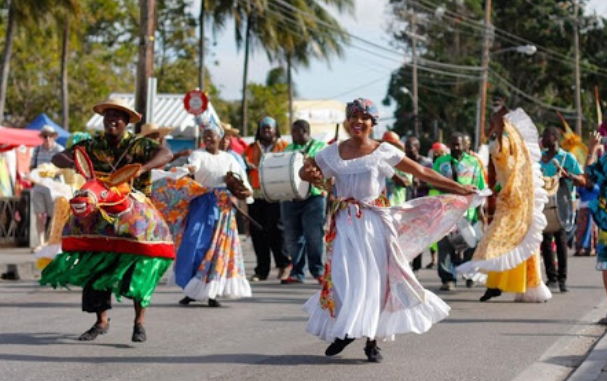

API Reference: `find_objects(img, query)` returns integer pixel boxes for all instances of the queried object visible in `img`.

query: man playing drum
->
[244,117,291,281]
[540,126,585,293]
[280,120,327,285]
[433,132,487,291]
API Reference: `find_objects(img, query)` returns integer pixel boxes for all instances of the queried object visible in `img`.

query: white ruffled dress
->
[304,143,483,342]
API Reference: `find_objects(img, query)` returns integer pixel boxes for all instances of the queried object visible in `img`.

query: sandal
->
[78,320,110,341]
[132,323,147,343]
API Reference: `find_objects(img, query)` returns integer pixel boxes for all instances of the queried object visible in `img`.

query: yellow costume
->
[458,109,551,302]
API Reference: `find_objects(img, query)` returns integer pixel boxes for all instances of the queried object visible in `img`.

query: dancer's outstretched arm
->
[395,157,476,196]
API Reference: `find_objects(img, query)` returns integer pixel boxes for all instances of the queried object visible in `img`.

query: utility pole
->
[411,16,420,137]
[476,0,492,148]
[573,0,583,136]
[402,7,422,137]
[241,14,252,137]
[135,0,155,133]
[198,0,205,91]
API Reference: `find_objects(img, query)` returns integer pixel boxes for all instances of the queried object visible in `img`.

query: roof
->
[0,126,44,152]
[25,113,70,146]
[86,93,221,137]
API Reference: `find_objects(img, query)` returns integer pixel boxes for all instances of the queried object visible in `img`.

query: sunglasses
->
[40,135,54,139]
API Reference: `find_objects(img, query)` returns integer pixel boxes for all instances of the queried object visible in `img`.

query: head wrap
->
[203,121,224,138]
[346,98,379,125]
[66,132,91,149]
[194,114,224,138]
[259,116,277,129]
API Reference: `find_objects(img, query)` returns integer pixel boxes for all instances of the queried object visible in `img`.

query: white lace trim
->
[458,108,548,274]
[319,143,400,176]
[184,277,252,300]
[303,290,450,342]
[514,282,552,303]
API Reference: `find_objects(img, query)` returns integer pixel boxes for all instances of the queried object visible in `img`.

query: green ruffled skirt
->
[40,251,172,308]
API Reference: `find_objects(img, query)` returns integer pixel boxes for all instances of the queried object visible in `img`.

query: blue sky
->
[197,0,607,132]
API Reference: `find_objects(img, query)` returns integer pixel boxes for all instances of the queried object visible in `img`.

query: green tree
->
[385,0,607,141]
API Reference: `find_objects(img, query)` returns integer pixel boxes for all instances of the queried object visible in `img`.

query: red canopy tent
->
[0,126,43,152]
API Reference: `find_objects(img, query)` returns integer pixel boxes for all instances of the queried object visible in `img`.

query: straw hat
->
[139,123,173,138]
[93,98,141,123]
[220,122,240,136]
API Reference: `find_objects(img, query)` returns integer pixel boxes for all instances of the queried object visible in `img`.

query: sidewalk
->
[568,323,607,381]
[0,246,40,280]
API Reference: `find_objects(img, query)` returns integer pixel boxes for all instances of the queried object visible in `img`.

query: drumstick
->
[552,158,567,178]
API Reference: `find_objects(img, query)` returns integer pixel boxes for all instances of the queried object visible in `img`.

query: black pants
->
[437,237,475,284]
[412,253,422,271]
[249,198,290,278]
[541,229,568,283]
[81,262,136,313]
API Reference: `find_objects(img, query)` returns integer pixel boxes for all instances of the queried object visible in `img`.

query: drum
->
[448,217,478,252]
[542,176,575,233]
[259,151,310,202]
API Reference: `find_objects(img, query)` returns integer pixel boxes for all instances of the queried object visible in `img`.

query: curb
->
[567,327,607,381]
[513,300,607,381]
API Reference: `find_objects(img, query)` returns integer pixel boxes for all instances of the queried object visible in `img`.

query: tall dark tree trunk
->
[287,54,293,128]
[61,17,70,131]
[198,0,205,91]
[241,15,252,136]
[135,0,156,133]
[0,0,16,124]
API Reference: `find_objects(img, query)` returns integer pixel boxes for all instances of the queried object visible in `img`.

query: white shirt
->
[187,149,254,204]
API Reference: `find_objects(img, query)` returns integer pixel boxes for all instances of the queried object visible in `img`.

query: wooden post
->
[135,0,156,134]
[477,0,492,147]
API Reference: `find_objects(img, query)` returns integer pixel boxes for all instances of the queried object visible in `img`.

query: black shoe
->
[208,298,222,307]
[559,282,569,293]
[466,279,475,288]
[325,337,355,356]
[425,263,435,270]
[364,341,383,363]
[479,288,502,302]
[132,323,147,343]
[78,321,109,341]
[546,281,559,292]
[179,296,195,305]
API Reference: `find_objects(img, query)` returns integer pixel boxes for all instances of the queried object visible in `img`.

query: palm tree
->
[0,0,78,126]
[0,0,55,124]
[210,0,352,133]
[52,0,81,131]
[261,0,353,126]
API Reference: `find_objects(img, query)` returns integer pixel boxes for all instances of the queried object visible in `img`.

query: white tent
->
[85,93,221,138]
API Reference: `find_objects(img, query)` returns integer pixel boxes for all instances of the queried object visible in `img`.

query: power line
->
[489,69,576,113]
[411,0,607,78]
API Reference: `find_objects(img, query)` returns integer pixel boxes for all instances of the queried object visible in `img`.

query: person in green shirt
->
[433,132,486,291]
[280,120,327,284]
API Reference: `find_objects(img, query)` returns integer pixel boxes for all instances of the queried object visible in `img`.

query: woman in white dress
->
[176,122,253,307]
[300,98,482,362]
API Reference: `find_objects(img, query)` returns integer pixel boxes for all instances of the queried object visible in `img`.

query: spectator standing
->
[30,125,64,252]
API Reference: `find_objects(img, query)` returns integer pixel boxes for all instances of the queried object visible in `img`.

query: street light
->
[491,44,537,56]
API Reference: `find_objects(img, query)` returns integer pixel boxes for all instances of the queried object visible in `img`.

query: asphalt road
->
[0,243,606,381]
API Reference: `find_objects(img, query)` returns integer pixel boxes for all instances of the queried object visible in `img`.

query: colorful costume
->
[304,143,485,342]
[586,154,607,270]
[154,150,252,300]
[576,184,599,256]
[40,146,174,308]
[458,109,551,302]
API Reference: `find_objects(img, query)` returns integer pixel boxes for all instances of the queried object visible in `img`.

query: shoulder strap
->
[33,146,40,168]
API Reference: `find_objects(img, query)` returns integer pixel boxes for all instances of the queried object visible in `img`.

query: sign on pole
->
[183,89,208,116]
